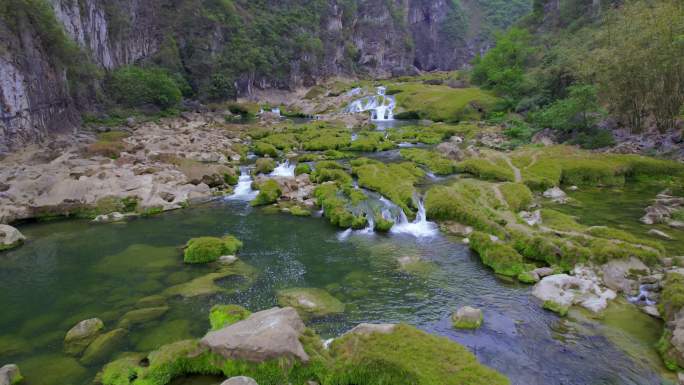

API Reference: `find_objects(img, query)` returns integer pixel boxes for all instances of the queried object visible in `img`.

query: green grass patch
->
[400,148,456,175]
[391,83,499,122]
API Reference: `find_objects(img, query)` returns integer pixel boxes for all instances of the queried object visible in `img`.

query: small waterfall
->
[628,284,656,306]
[390,199,438,238]
[270,161,296,177]
[271,107,281,117]
[227,168,258,201]
[344,86,395,121]
[337,228,353,241]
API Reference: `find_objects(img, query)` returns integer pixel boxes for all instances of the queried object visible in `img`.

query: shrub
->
[106,66,181,109]
[183,235,243,264]
[251,179,281,206]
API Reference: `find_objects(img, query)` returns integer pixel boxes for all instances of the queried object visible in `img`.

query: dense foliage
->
[106,67,182,110]
[472,0,684,140]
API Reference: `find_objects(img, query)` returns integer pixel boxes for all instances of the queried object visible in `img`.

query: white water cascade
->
[628,284,657,306]
[345,86,395,121]
[227,168,258,201]
[270,161,296,177]
[390,198,438,238]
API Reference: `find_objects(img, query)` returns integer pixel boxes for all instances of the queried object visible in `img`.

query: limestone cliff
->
[0,0,531,152]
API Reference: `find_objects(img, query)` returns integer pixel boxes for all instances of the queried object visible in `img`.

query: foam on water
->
[390,199,438,238]
[270,161,296,177]
[227,168,258,201]
[344,86,395,121]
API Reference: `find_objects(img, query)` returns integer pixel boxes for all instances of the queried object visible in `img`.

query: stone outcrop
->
[200,307,309,363]
[533,272,617,315]
[0,364,21,385]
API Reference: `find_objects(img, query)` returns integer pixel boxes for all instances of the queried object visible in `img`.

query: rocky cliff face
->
[0,0,529,152]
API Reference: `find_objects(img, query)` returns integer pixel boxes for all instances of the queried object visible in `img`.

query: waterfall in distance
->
[345,86,395,121]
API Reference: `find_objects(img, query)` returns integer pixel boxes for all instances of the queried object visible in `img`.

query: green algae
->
[133,320,193,352]
[163,261,257,299]
[81,329,129,365]
[208,305,251,330]
[93,244,179,274]
[277,288,345,318]
[118,307,170,329]
[20,354,88,385]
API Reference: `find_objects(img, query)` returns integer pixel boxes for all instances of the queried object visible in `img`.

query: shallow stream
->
[0,194,671,385]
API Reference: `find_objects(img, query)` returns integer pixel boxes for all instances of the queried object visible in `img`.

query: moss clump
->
[255,158,276,174]
[517,271,538,284]
[294,163,311,175]
[510,231,589,272]
[391,83,499,122]
[499,182,533,211]
[81,329,128,365]
[183,235,243,264]
[468,232,524,277]
[400,148,456,175]
[314,183,358,229]
[543,300,569,316]
[388,124,470,145]
[251,180,282,206]
[660,273,684,321]
[456,158,515,182]
[374,217,394,232]
[328,323,509,385]
[253,142,278,157]
[540,209,586,232]
[209,305,251,330]
[353,162,423,217]
[424,181,506,238]
[311,168,353,187]
[346,132,394,152]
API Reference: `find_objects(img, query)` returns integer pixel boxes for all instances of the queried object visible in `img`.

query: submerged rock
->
[200,307,309,363]
[0,364,22,385]
[63,318,104,356]
[533,274,616,315]
[0,225,25,251]
[80,328,128,365]
[452,306,483,329]
[276,288,345,318]
[118,306,169,329]
[221,377,258,385]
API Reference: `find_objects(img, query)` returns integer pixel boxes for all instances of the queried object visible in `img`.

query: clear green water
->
[0,198,670,385]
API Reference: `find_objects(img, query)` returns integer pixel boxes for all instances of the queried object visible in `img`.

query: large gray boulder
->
[601,257,649,295]
[533,274,616,314]
[0,225,25,251]
[200,307,309,363]
[64,318,104,356]
[221,377,258,385]
[0,364,21,385]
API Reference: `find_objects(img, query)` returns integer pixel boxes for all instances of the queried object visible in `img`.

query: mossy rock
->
[0,335,31,357]
[451,307,484,329]
[81,328,128,365]
[118,306,169,329]
[294,163,311,175]
[253,142,278,157]
[163,261,256,299]
[183,235,243,264]
[251,179,282,206]
[209,305,251,330]
[542,300,569,317]
[277,288,345,318]
[20,354,88,385]
[468,232,525,277]
[254,158,276,174]
[328,323,509,385]
[135,295,167,309]
[517,271,539,284]
[63,318,105,356]
[374,217,394,232]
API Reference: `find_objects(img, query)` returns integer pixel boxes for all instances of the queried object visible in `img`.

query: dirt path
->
[503,155,522,183]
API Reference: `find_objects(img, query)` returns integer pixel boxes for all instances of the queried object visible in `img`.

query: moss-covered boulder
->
[374,217,394,232]
[276,288,345,318]
[294,163,311,175]
[251,179,282,206]
[81,328,128,365]
[64,318,104,356]
[183,235,243,264]
[163,261,256,299]
[209,305,251,331]
[468,232,525,277]
[328,323,509,385]
[0,364,22,385]
[451,306,483,329]
[254,158,276,174]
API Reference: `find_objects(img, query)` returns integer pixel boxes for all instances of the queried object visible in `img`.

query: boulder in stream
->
[200,307,309,362]
[80,328,128,365]
[533,274,616,315]
[0,364,22,385]
[542,187,568,203]
[0,225,25,251]
[63,318,104,356]
[451,306,483,329]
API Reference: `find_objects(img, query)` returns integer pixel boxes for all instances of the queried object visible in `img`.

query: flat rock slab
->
[200,307,309,363]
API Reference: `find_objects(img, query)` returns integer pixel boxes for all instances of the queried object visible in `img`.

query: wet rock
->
[92,212,130,223]
[118,306,169,328]
[80,328,128,365]
[669,220,684,229]
[64,318,104,356]
[519,210,542,226]
[135,295,166,309]
[531,128,557,146]
[542,187,568,203]
[218,255,238,265]
[533,267,555,279]
[200,307,309,363]
[640,190,684,225]
[0,225,25,251]
[641,305,661,318]
[344,323,396,336]
[276,288,344,318]
[221,377,258,385]
[648,229,673,240]
[0,364,22,385]
[451,306,483,329]
[602,257,649,294]
[436,141,463,161]
[533,274,616,314]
